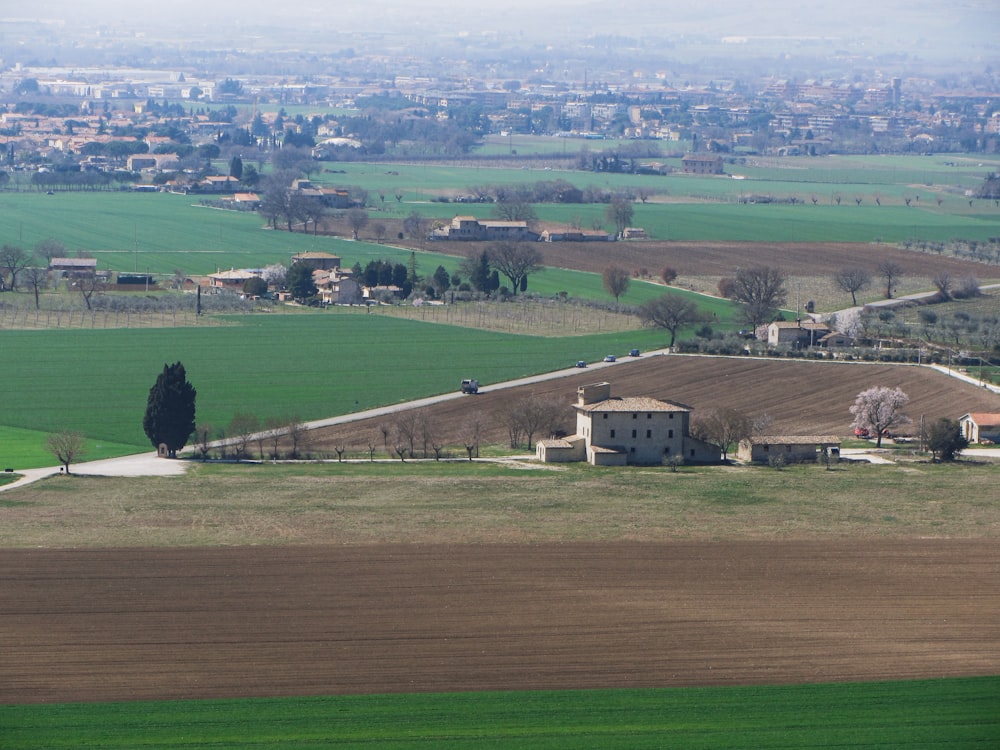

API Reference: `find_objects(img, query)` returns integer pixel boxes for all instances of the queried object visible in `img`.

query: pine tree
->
[143,362,197,458]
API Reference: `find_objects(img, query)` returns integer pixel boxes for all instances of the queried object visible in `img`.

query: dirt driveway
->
[3,541,997,704]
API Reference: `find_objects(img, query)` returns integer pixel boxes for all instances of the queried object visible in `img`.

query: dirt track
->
[3,541,998,704]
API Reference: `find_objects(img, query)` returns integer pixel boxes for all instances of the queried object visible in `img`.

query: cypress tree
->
[143,361,197,458]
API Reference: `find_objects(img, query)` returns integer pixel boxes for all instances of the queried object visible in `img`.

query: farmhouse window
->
[669,413,674,419]
[633,414,637,419]
[630,447,635,453]
[647,414,652,419]
[610,429,616,438]
[690,449,695,457]
[646,430,652,438]
[632,429,637,438]
[664,446,671,454]
[668,429,673,438]
[603,413,608,419]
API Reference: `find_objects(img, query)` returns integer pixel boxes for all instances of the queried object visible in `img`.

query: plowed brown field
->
[3,542,998,705]
[307,355,1000,452]
[410,238,997,279]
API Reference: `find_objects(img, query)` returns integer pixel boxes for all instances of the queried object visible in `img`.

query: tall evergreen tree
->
[143,362,197,458]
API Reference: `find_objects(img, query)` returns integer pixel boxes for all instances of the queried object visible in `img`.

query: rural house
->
[430,216,539,242]
[766,320,850,348]
[959,412,1000,444]
[681,154,724,174]
[536,382,720,466]
[737,436,841,464]
[208,268,262,290]
[291,251,342,271]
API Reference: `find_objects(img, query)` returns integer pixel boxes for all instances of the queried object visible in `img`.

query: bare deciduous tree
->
[46,430,86,474]
[602,265,631,303]
[876,260,904,299]
[833,267,872,306]
[227,412,259,461]
[285,415,309,459]
[638,293,700,348]
[728,266,787,330]
[691,408,753,461]
[487,241,544,295]
[195,423,215,461]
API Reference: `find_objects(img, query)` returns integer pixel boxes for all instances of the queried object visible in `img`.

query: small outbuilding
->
[737,436,841,464]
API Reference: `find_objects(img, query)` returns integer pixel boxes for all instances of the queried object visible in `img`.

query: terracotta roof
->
[743,435,841,445]
[578,396,692,413]
[962,413,1000,426]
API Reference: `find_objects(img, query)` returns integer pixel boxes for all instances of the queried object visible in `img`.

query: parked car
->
[629,349,640,357]
[604,355,616,362]
[576,360,587,368]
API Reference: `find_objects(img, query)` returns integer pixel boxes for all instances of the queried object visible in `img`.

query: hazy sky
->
[16,0,1000,60]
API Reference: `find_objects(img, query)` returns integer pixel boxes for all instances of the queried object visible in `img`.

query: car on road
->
[576,360,587,368]
[629,349,640,357]
[604,355,616,362]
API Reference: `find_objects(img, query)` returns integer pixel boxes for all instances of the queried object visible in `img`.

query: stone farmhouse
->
[766,320,852,349]
[681,154,724,174]
[430,216,539,242]
[536,382,720,466]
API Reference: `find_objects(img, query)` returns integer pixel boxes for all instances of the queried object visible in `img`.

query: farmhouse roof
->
[961,413,1000,427]
[743,435,841,445]
[770,320,829,330]
[577,396,692,413]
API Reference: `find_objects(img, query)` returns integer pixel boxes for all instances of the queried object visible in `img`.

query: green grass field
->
[0,313,686,466]
[3,677,996,749]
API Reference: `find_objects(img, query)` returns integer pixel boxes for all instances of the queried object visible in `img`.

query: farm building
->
[767,320,851,348]
[959,413,1000,444]
[681,154,724,174]
[536,382,720,466]
[208,268,262,290]
[737,436,841,464]
[49,257,97,277]
[291,251,342,271]
[431,216,539,242]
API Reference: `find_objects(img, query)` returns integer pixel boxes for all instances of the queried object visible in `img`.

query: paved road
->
[0,351,666,493]
[5,348,997,491]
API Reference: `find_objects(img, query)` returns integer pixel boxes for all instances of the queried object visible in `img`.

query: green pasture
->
[3,677,996,749]
[0,314,686,466]
[0,425,141,471]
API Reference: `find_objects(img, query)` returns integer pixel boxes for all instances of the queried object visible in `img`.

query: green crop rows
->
[3,677,997,749]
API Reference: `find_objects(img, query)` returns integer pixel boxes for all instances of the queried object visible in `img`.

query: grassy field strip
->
[0,315,670,465]
[2,677,996,748]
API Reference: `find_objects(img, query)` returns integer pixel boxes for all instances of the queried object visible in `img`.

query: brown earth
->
[3,541,998,705]
[421,239,998,280]
[306,355,1000,454]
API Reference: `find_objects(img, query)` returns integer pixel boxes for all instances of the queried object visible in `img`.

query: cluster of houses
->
[208,251,364,305]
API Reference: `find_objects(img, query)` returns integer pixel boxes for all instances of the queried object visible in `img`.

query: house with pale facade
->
[766,320,851,349]
[536,382,720,466]
[431,216,538,242]
[959,413,1000,444]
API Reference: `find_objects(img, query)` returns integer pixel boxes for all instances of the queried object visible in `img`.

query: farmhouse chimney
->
[578,382,611,406]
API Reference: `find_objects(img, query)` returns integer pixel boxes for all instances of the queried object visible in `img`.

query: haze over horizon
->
[12,0,1000,62]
